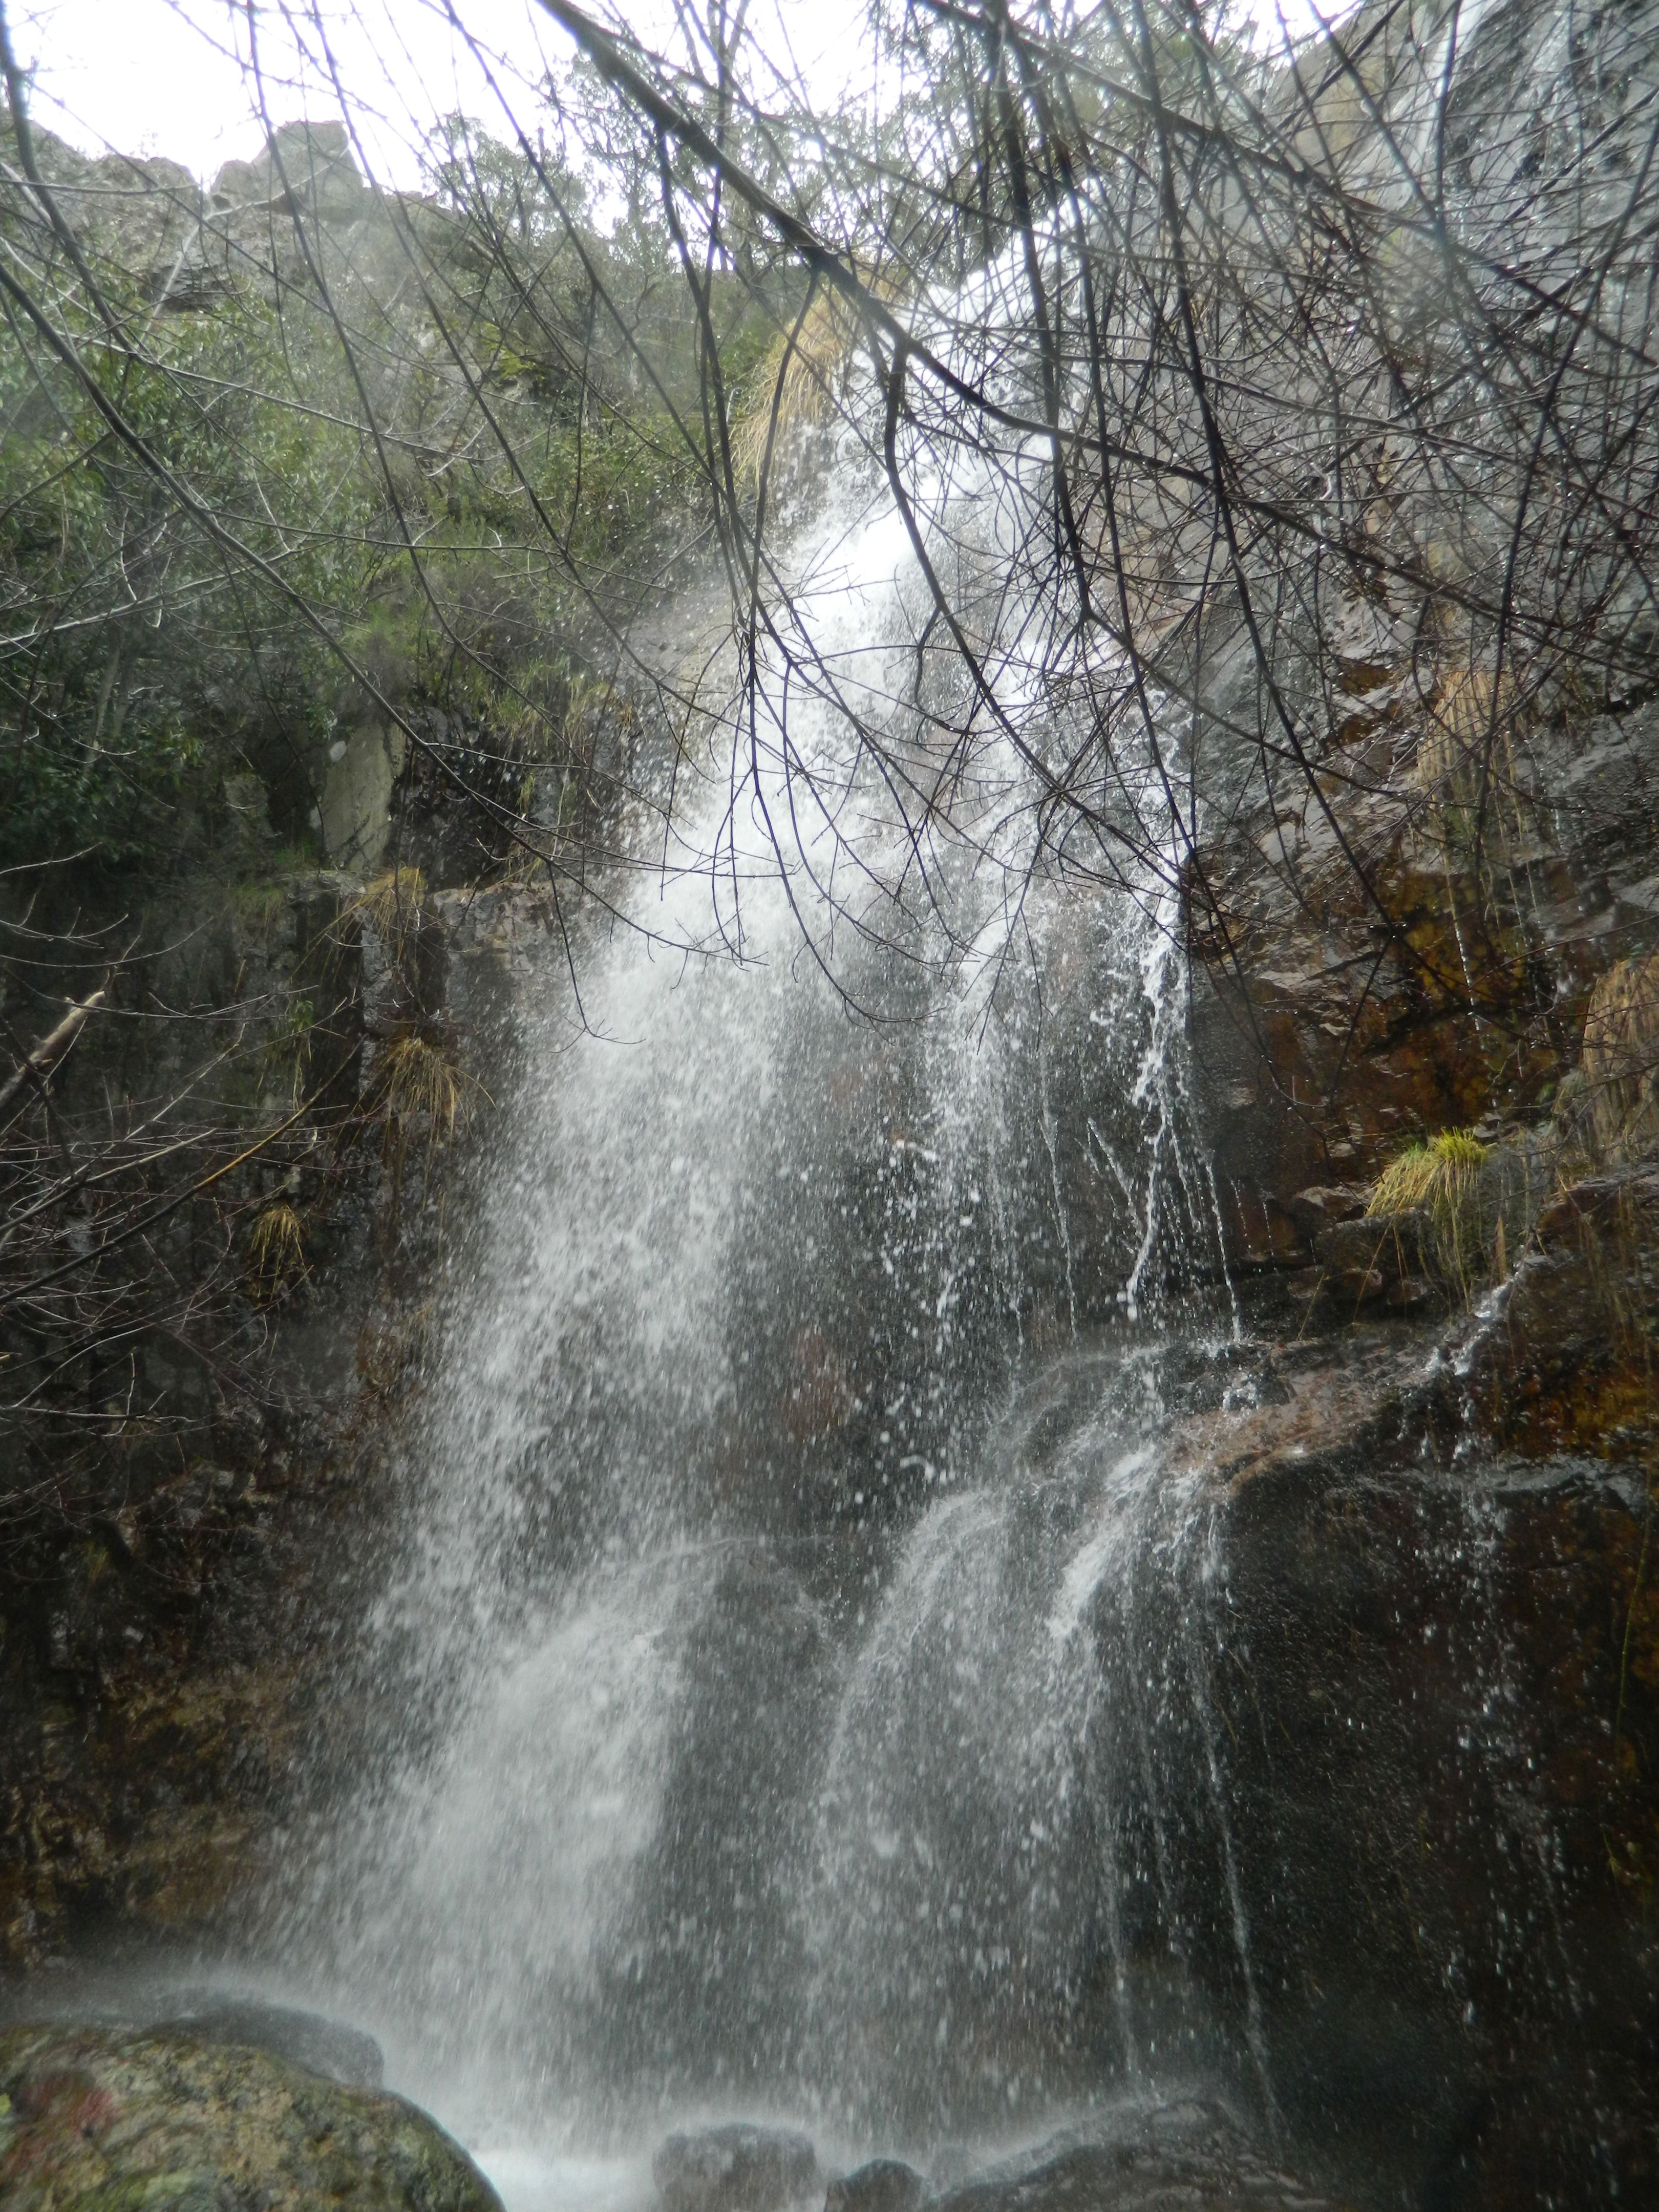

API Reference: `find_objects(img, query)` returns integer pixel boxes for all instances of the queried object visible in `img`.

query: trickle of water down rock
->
[270,268,1657,2211]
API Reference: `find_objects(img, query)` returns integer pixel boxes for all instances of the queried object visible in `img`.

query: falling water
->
[283,329,1267,2185]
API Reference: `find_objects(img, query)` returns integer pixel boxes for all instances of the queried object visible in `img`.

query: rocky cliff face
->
[1190,690,1659,1278]
[0,98,612,1964]
[0,842,550,1966]
[1151,424,1659,2188]
[16,114,444,325]
[1125,685,1659,2188]
[1199,1442,1655,2202]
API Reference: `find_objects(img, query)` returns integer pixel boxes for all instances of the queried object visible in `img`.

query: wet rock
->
[1105,1275,1659,2206]
[929,2147,975,2190]
[1188,1449,1658,2202]
[1465,1162,1659,1456]
[1187,695,1659,1274]
[826,2159,928,2212]
[1165,1326,1424,1486]
[654,2124,819,2212]
[621,1563,833,2089]
[1581,950,1659,1161]
[931,2109,1341,2212]
[0,2023,501,2209]
[1310,1211,1432,1311]
[1288,1183,1368,1244]
[143,1991,383,2086]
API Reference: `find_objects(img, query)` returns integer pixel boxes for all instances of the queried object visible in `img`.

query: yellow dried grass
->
[246,1200,307,1302]
[350,865,427,949]
[731,289,857,487]
[1580,950,1659,1162]
[1415,667,1529,830]
[378,1030,467,1143]
[1367,1126,1489,1213]
[1367,1127,1494,1304]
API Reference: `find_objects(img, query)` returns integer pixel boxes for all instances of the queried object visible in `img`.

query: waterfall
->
[292,343,1250,2171]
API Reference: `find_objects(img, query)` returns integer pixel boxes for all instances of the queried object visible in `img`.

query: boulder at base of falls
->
[143,1990,385,2085]
[654,2123,820,2212]
[826,2159,929,2212]
[931,2107,1345,2212]
[0,2023,502,2211]
[1141,1281,1659,2202]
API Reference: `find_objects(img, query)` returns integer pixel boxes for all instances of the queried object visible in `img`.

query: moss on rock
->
[0,2024,502,2211]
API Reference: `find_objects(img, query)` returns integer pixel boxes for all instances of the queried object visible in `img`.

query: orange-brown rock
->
[1189,699,1659,1272]
[1465,1165,1659,1459]
[1581,951,1659,1163]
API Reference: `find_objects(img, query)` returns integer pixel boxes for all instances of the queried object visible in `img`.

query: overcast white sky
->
[12,1,598,186]
[11,0,1331,190]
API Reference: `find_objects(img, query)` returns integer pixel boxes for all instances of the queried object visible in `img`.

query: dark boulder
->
[0,2023,501,2210]
[1310,1209,1433,1312]
[1287,1184,1368,1245]
[1137,1317,1659,2208]
[654,2123,820,2212]
[931,2108,1342,2212]
[826,2159,928,2212]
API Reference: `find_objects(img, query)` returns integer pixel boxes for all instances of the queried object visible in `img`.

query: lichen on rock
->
[0,2023,502,2211]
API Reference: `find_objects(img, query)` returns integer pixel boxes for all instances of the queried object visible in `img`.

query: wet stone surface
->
[0,2023,500,2211]
[655,2123,821,2212]
[932,2109,1345,2212]
[826,2159,930,2212]
[660,2113,1345,2212]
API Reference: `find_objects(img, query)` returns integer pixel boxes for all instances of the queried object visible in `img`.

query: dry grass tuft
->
[375,1029,478,1149]
[362,1027,487,1230]
[731,289,858,487]
[1580,950,1659,1162]
[1415,666,1534,847]
[1368,1126,1489,1215]
[246,1200,307,1302]
[1368,1128,1495,1304]
[351,865,427,949]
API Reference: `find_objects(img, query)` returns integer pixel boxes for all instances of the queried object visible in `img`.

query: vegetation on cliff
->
[0,41,796,1512]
